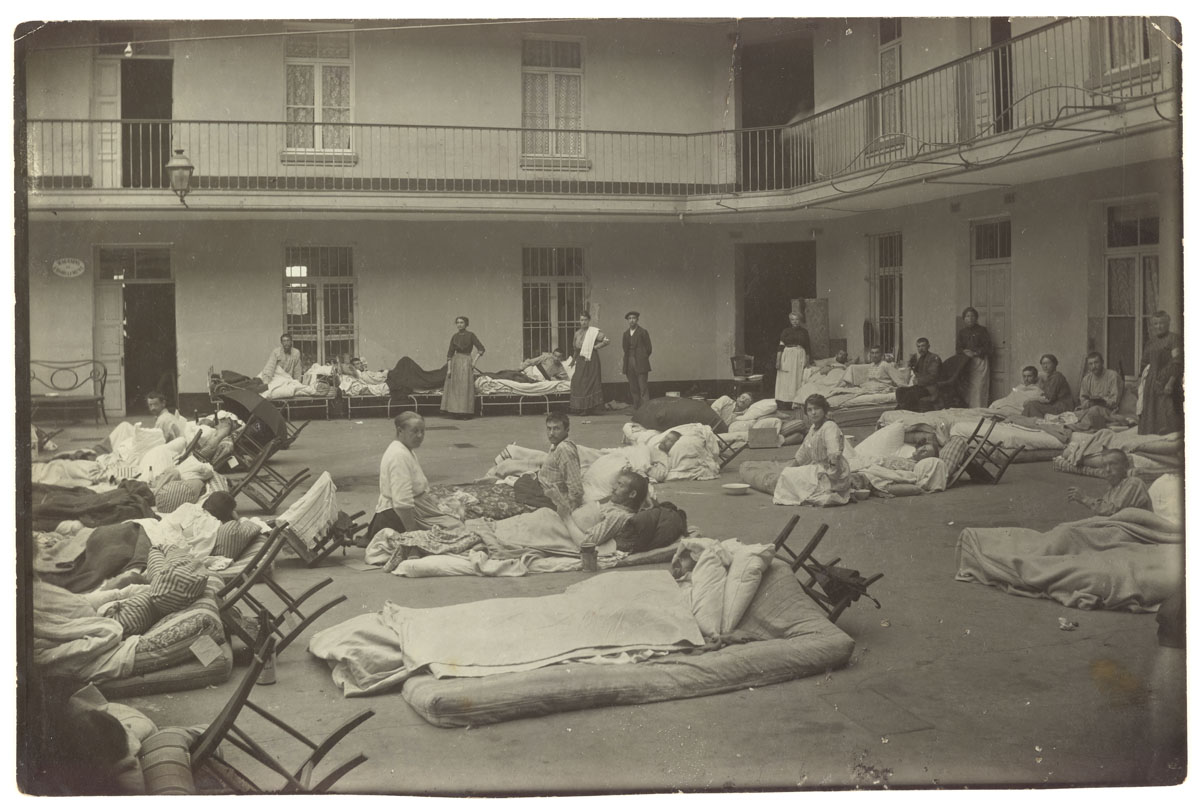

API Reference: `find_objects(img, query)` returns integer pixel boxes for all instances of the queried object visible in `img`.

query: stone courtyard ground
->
[27,409,1189,794]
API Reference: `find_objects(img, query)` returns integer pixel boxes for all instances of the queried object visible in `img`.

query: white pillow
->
[854,421,908,460]
[739,399,778,422]
[1148,474,1183,526]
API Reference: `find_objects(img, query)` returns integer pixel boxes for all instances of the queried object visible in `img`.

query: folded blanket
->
[955,508,1184,612]
[276,471,339,550]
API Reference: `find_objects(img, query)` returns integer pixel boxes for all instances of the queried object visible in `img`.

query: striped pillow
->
[149,558,208,613]
[109,593,159,635]
[940,435,970,478]
[154,480,205,514]
[212,521,262,560]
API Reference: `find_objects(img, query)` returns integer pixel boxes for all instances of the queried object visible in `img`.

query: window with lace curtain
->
[522,39,584,159]
[868,19,904,152]
[285,27,353,152]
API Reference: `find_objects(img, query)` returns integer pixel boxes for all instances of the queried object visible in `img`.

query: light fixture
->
[165,149,195,206]
[124,42,133,57]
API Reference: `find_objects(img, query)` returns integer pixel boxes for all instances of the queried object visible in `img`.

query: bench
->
[31,359,108,423]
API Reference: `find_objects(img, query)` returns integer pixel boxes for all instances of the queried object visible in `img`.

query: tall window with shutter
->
[522,39,583,157]
[869,19,904,150]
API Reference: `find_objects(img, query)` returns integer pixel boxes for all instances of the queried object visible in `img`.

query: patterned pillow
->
[940,435,970,478]
[154,480,205,514]
[212,521,262,560]
[149,557,208,612]
[109,593,159,635]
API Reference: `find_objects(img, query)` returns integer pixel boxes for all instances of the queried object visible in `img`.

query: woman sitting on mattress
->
[774,394,852,507]
[1022,354,1074,418]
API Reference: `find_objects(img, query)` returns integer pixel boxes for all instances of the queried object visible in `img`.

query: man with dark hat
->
[622,311,653,410]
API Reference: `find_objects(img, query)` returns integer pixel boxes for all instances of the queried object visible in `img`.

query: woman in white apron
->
[774,311,811,409]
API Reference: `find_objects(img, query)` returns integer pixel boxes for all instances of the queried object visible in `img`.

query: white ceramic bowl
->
[722,482,751,495]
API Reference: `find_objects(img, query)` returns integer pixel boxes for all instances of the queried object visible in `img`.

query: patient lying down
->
[365,469,658,576]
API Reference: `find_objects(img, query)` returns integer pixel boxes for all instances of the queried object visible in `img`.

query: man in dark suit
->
[622,311,653,410]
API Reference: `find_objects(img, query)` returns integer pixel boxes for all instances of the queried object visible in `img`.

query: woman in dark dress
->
[440,316,485,417]
[774,311,812,409]
[955,306,992,408]
[1022,354,1074,417]
[569,311,610,414]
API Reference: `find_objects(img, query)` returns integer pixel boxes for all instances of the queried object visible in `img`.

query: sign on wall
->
[51,258,86,278]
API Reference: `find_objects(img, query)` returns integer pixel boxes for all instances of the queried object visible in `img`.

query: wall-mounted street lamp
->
[165,148,195,207]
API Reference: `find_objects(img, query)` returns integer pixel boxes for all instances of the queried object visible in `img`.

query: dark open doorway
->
[990,18,1013,134]
[121,58,173,188]
[740,242,817,394]
[123,284,178,413]
[738,30,814,190]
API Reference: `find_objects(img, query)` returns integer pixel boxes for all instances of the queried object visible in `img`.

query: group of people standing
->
[563,310,654,416]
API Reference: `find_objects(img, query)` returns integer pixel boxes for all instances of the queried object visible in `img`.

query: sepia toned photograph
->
[12,8,1188,796]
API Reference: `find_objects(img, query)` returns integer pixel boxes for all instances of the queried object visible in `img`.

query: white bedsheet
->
[475,376,571,395]
[309,570,704,695]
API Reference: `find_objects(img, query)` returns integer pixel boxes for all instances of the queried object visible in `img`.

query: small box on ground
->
[748,426,778,449]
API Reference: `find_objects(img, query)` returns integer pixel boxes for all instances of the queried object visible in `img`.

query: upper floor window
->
[285,28,352,151]
[522,39,583,157]
[870,20,904,149]
[97,246,173,281]
[1089,17,1163,89]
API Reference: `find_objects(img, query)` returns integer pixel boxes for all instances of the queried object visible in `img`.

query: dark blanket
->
[484,369,538,383]
[613,502,688,554]
[387,356,449,397]
[31,480,157,532]
[37,523,152,593]
[896,353,971,412]
[216,369,268,395]
[632,397,728,434]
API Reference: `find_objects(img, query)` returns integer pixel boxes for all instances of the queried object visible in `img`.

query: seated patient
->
[988,365,1044,417]
[514,412,585,510]
[1066,449,1151,516]
[1067,352,1135,432]
[774,394,852,507]
[1022,354,1074,418]
[844,346,909,392]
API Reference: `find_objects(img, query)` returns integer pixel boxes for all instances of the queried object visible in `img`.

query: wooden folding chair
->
[947,416,1026,487]
[714,433,747,470]
[216,524,348,656]
[191,630,374,794]
[227,438,312,515]
[771,515,883,623]
[279,511,367,568]
[730,354,765,398]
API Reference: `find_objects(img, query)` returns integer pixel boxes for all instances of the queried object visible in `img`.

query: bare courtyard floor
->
[33,410,1184,793]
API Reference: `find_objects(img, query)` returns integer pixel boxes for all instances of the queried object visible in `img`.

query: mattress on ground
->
[400,559,855,727]
[98,580,232,697]
[829,403,894,429]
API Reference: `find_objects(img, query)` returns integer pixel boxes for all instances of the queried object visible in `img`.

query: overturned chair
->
[227,436,312,515]
[947,415,1025,487]
[216,524,347,657]
[771,516,883,623]
[139,628,374,794]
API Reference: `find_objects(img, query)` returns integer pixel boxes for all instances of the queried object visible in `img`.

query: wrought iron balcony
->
[26,18,1175,200]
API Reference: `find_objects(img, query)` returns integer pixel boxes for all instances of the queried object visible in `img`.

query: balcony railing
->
[26,17,1176,199]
